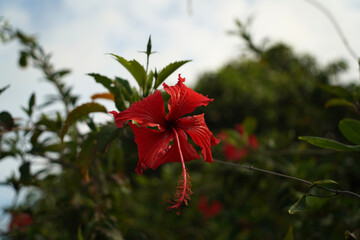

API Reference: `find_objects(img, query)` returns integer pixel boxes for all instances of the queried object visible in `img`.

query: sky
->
[0,0,360,231]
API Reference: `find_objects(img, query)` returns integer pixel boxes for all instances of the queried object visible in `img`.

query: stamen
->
[168,128,192,214]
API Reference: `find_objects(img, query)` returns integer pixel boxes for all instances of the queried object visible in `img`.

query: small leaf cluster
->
[88,36,190,111]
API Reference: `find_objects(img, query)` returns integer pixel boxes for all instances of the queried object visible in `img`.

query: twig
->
[302,0,360,79]
[213,159,360,200]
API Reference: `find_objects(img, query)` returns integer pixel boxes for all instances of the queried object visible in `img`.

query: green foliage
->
[110,54,147,92]
[0,85,10,95]
[288,195,307,214]
[283,223,295,240]
[0,111,14,130]
[339,119,360,144]
[1,19,360,240]
[308,179,338,191]
[154,60,191,89]
[60,102,107,140]
[298,136,360,151]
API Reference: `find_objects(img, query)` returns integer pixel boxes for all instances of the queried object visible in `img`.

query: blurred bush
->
[1,19,360,240]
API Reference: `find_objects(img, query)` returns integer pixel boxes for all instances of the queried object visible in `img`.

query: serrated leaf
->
[115,77,133,95]
[110,54,146,90]
[288,195,306,214]
[61,103,107,140]
[339,119,360,145]
[308,179,338,191]
[154,60,191,89]
[88,73,113,91]
[0,111,14,130]
[130,60,147,89]
[325,98,353,108]
[299,136,360,151]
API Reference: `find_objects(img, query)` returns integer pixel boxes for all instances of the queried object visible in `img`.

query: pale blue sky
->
[1,0,360,231]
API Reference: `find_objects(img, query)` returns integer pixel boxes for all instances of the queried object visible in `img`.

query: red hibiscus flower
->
[220,124,259,162]
[110,74,219,213]
[197,196,223,219]
[8,212,33,232]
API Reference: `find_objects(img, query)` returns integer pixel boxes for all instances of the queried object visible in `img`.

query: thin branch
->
[213,159,360,200]
[302,0,360,80]
[259,148,333,156]
[303,0,358,61]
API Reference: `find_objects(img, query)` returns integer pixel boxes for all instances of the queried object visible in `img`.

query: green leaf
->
[77,226,84,240]
[37,114,62,134]
[325,98,353,108]
[43,143,64,152]
[115,77,133,95]
[283,223,295,240]
[54,69,71,78]
[19,162,31,185]
[308,179,338,191]
[144,70,154,96]
[339,119,360,145]
[28,92,36,116]
[288,195,306,214]
[0,151,14,160]
[299,136,360,151]
[345,230,359,240]
[242,117,257,135]
[154,60,191,89]
[0,85,10,95]
[19,51,28,67]
[318,84,354,101]
[96,125,121,153]
[77,134,96,183]
[0,111,14,130]
[146,35,152,56]
[61,103,107,140]
[110,54,147,90]
[88,73,113,91]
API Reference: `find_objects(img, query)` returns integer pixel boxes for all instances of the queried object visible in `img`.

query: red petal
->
[129,124,199,174]
[224,143,248,161]
[110,90,166,129]
[159,129,200,166]
[129,123,173,174]
[163,74,213,121]
[176,114,220,163]
[235,124,245,135]
[248,135,259,149]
